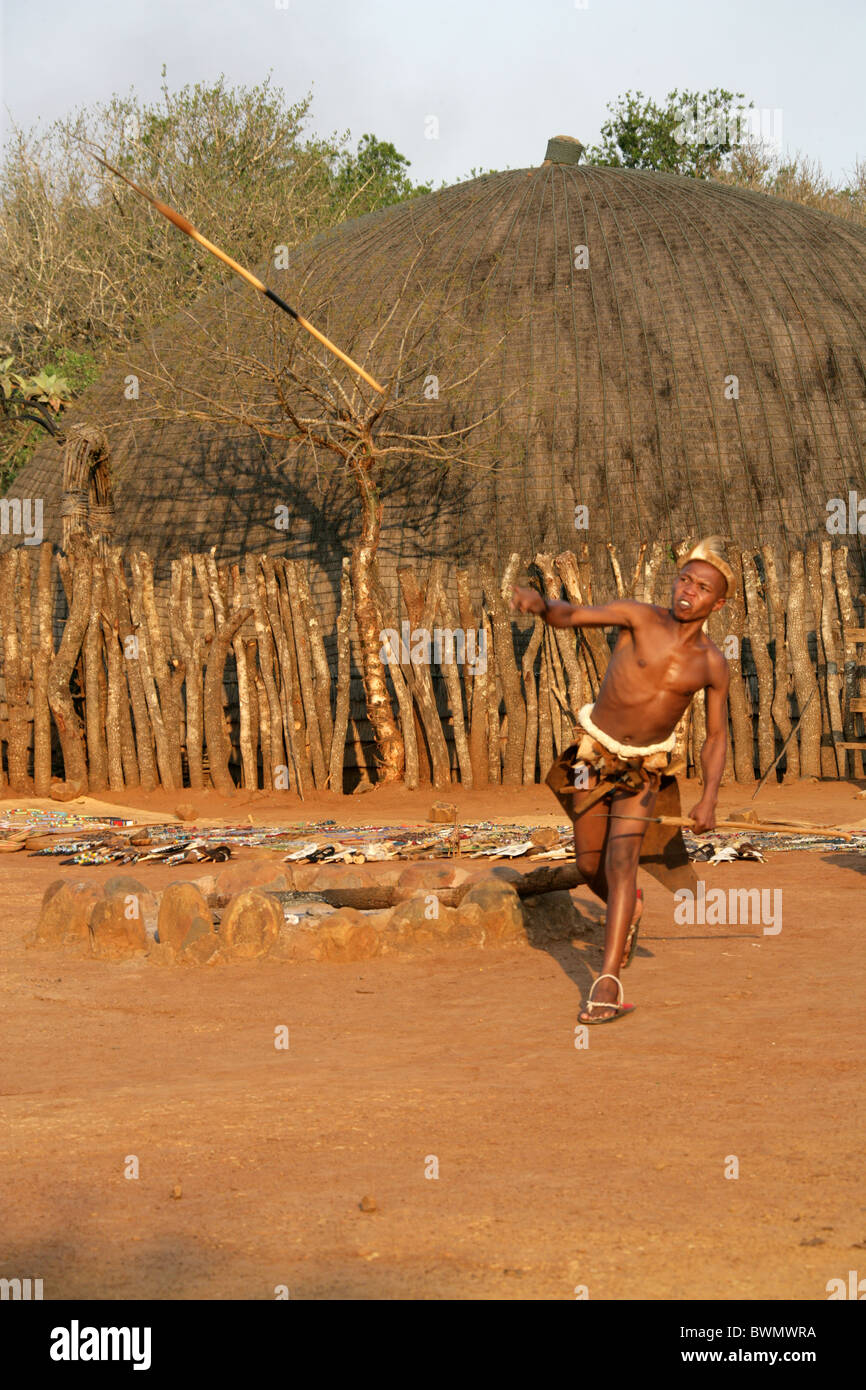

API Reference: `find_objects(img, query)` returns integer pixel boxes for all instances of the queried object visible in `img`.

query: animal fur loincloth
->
[546,709,697,894]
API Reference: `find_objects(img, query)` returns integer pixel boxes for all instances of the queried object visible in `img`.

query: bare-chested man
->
[511,537,731,1024]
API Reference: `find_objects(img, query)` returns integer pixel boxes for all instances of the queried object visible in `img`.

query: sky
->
[0,0,863,184]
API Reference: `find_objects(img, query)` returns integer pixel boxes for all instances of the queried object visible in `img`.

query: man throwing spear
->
[511,538,732,1024]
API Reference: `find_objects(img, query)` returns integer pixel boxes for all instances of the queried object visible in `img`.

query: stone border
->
[27,859,593,965]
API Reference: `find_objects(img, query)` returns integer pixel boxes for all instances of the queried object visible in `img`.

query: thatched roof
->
[6,158,866,612]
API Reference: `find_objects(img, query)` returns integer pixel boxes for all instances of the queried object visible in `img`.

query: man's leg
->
[578,781,658,1022]
[572,784,644,931]
[572,786,611,901]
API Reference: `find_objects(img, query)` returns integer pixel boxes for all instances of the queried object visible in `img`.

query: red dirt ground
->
[2,777,864,1300]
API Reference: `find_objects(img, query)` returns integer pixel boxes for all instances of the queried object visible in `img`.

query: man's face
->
[671,560,727,622]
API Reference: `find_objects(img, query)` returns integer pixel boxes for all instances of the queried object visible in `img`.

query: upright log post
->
[819,540,845,776]
[629,542,647,599]
[17,548,34,791]
[534,552,582,729]
[398,564,450,788]
[169,555,205,791]
[741,551,775,777]
[0,550,32,794]
[329,558,354,794]
[348,453,404,783]
[272,562,314,794]
[83,557,109,792]
[431,571,472,788]
[690,686,707,782]
[138,551,184,788]
[483,610,501,785]
[831,545,862,778]
[761,544,797,780]
[128,553,176,790]
[456,568,489,789]
[720,553,755,782]
[111,552,156,790]
[229,565,257,789]
[805,542,838,778]
[262,559,304,794]
[32,542,55,797]
[555,550,609,697]
[787,550,821,778]
[203,602,252,797]
[277,559,324,787]
[101,572,126,792]
[606,542,625,598]
[520,616,544,784]
[47,537,91,790]
[537,642,554,778]
[542,627,564,754]
[289,560,334,769]
[482,555,525,786]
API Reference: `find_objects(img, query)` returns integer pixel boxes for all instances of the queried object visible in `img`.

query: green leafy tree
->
[587,88,753,178]
[332,133,432,210]
[0,351,77,488]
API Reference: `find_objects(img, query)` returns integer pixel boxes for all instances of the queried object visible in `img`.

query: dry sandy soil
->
[2,777,864,1300]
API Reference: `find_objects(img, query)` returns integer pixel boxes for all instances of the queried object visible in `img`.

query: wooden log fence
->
[1,538,865,795]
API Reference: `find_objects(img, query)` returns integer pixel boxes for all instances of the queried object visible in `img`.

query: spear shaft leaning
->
[606,813,857,841]
[90,152,386,395]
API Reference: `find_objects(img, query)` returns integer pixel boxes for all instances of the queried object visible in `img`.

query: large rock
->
[395,862,471,896]
[277,922,324,962]
[40,878,67,911]
[49,779,85,802]
[180,917,221,965]
[103,876,158,938]
[29,880,101,950]
[215,860,289,899]
[392,862,473,909]
[303,866,369,893]
[315,909,382,962]
[384,895,465,951]
[287,863,318,892]
[220,889,282,960]
[191,873,217,901]
[155,884,211,950]
[456,879,526,944]
[89,894,148,960]
[158,882,213,950]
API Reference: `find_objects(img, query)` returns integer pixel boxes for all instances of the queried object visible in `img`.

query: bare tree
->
[113,251,518,781]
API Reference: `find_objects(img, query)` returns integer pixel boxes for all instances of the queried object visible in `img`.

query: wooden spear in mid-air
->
[90,151,386,395]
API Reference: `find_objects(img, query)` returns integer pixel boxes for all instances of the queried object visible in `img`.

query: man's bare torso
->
[591,604,724,745]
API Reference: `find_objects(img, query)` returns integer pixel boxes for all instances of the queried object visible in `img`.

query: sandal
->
[578,973,636,1025]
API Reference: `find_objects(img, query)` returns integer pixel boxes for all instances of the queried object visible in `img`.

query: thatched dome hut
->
[6,144,866,609]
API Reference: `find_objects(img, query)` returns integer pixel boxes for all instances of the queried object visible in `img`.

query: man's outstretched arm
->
[511,586,645,630]
[689,656,730,833]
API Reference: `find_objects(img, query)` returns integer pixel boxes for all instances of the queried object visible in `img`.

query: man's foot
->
[621,888,643,970]
[577,973,636,1025]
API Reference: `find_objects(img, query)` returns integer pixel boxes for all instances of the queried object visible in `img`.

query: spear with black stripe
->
[89,151,386,395]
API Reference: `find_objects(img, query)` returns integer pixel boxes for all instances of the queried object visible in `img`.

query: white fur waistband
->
[577,704,677,757]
